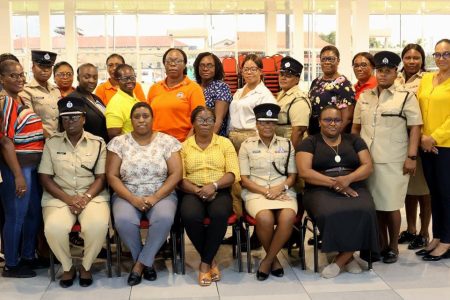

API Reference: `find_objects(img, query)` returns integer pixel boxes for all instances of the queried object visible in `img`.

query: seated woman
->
[107,102,182,286]
[239,103,297,281]
[179,106,240,286]
[296,106,378,278]
[39,97,110,288]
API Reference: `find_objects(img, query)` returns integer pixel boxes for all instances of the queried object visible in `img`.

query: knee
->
[81,219,108,237]
[181,208,203,224]
[44,221,70,240]
[255,211,274,227]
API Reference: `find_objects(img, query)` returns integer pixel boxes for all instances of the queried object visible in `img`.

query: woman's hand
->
[197,184,216,201]
[403,158,417,175]
[130,195,151,212]
[142,195,158,208]
[332,176,351,192]
[340,186,359,197]
[14,174,27,198]
[69,205,82,215]
[265,184,285,200]
[421,135,438,154]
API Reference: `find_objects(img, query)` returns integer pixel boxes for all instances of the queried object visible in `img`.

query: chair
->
[178,213,243,274]
[49,222,113,281]
[272,54,283,70]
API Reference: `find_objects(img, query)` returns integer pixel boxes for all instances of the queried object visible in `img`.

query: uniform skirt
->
[243,190,298,218]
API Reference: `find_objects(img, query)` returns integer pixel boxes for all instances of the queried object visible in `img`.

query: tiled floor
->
[1,225,450,299]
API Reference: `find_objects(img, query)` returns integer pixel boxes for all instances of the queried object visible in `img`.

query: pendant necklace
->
[323,135,341,163]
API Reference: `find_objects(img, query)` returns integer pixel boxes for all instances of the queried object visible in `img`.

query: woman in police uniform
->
[352,51,423,264]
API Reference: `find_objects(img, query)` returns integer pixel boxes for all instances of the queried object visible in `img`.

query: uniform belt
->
[321,167,354,174]
[229,128,256,133]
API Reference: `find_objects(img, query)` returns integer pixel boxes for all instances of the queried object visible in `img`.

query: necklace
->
[322,135,341,163]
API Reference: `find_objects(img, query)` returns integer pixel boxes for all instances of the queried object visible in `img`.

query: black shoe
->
[382,249,398,264]
[2,264,36,278]
[79,276,93,287]
[270,268,284,277]
[127,271,142,286]
[408,235,428,250]
[398,231,416,244]
[21,257,50,269]
[59,269,76,288]
[416,248,433,256]
[222,236,235,245]
[69,232,84,247]
[96,248,108,259]
[256,270,269,281]
[422,249,450,261]
[380,248,390,257]
[359,250,381,263]
[143,266,157,281]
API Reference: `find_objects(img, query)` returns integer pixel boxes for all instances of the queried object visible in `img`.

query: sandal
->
[198,270,212,286]
[210,264,220,282]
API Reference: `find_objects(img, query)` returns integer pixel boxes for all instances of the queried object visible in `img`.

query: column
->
[64,0,77,68]
[291,0,304,63]
[352,0,370,54]
[336,0,352,78]
[265,0,277,55]
[39,0,52,51]
[0,1,13,53]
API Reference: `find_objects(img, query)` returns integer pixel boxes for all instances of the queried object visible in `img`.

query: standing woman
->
[147,48,205,142]
[352,52,377,101]
[416,39,450,261]
[193,52,232,136]
[309,46,355,135]
[352,51,422,264]
[95,53,146,105]
[53,61,75,98]
[395,44,431,250]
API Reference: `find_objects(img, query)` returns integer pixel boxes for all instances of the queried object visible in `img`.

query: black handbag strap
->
[81,140,102,175]
[272,140,291,176]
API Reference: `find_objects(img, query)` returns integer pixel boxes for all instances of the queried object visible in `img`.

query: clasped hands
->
[195,183,217,202]
[330,176,358,197]
[68,194,90,215]
[264,184,290,201]
[421,135,438,155]
[131,195,157,212]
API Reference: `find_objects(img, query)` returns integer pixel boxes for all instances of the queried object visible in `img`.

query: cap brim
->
[375,65,397,69]
[257,118,278,122]
[60,111,85,116]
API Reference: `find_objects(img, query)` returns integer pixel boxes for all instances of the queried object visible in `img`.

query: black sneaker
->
[2,265,37,278]
[382,249,398,264]
[398,231,416,244]
[408,235,429,250]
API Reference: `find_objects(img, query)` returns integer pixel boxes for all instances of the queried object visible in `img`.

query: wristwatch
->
[213,182,219,191]
[84,193,93,200]
[284,184,289,191]
[408,155,417,160]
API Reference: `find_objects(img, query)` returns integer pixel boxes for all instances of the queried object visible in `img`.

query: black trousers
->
[422,147,450,243]
[180,188,232,265]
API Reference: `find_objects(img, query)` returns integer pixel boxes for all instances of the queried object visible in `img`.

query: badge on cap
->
[284,62,291,68]
[66,101,73,108]
[266,110,272,117]
[44,53,50,61]
[382,57,389,64]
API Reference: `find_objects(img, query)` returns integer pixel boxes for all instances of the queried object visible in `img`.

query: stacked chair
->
[261,56,280,95]
[222,57,239,94]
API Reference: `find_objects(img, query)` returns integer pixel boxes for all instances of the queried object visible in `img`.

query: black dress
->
[297,133,379,253]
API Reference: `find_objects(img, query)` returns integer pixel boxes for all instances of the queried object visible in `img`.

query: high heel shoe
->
[198,271,212,286]
[416,248,433,256]
[270,268,284,277]
[422,249,450,261]
[210,264,221,282]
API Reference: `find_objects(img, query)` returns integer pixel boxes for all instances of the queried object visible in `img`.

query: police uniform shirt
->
[353,83,423,163]
[396,70,424,93]
[38,130,108,207]
[20,78,61,136]
[276,85,311,137]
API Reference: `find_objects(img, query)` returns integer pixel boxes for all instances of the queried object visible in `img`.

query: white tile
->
[309,290,402,300]
[396,287,450,300]
[0,268,50,300]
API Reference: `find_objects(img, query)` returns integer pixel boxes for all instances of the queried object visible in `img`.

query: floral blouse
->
[107,132,181,196]
[203,80,233,136]
[308,75,356,134]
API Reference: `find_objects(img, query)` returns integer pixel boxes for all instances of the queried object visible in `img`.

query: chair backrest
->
[222,57,237,74]
[262,56,277,73]
[272,54,283,70]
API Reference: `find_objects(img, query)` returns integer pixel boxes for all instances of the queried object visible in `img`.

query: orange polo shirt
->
[95,79,146,105]
[354,76,377,100]
[147,76,205,142]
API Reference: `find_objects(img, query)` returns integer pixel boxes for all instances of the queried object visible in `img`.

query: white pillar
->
[39,0,52,51]
[265,0,277,55]
[0,1,13,53]
[291,0,304,64]
[352,0,370,55]
[64,0,77,68]
[336,0,352,78]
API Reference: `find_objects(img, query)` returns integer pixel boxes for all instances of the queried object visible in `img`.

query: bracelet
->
[84,193,93,200]
[212,182,219,191]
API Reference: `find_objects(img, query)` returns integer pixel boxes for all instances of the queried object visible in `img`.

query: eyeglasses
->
[279,71,296,79]
[118,75,136,82]
[165,59,185,66]
[5,72,27,81]
[242,67,260,73]
[353,63,369,69]
[107,63,122,68]
[195,117,215,125]
[55,72,73,78]
[432,51,450,60]
[321,117,342,124]
[199,63,215,70]
[61,115,82,122]
[320,56,337,63]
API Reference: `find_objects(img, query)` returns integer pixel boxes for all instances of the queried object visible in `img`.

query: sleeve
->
[147,83,157,103]
[287,140,297,174]
[38,142,54,175]
[94,140,107,175]
[134,82,147,101]
[94,83,107,105]
[260,90,277,105]
[296,136,315,154]
[106,136,123,159]
[352,99,362,124]
[216,81,233,103]
[189,85,206,113]
[238,142,251,176]
[352,135,369,153]
[404,93,423,126]
[289,97,311,127]
[431,116,450,146]
[223,139,241,182]
[18,89,33,111]
[180,143,187,179]
[338,78,356,108]
[105,98,124,129]
[163,135,182,161]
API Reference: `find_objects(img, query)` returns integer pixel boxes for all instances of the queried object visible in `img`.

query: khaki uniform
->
[239,135,297,218]
[38,131,109,272]
[275,85,311,140]
[20,78,61,136]
[354,83,423,211]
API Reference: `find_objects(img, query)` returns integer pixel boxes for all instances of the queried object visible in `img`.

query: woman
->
[416,39,450,261]
[147,48,205,142]
[95,53,146,105]
[352,52,377,100]
[193,52,232,136]
[39,97,110,288]
[0,60,45,278]
[308,45,355,135]
[180,106,240,286]
[107,102,182,286]
[297,106,378,278]
[239,103,297,281]
[53,61,75,97]
[395,44,431,250]
[352,51,422,264]
[105,64,141,140]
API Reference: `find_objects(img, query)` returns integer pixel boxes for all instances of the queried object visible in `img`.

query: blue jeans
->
[0,164,42,267]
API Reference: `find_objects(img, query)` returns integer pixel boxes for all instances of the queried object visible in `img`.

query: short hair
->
[193,52,224,84]
[106,53,125,64]
[53,61,74,76]
[242,54,263,69]
[352,52,375,68]
[163,48,188,75]
[0,53,19,64]
[320,45,340,59]
[190,106,215,125]
[113,64,134,80]
[435,38,450,47]
[0,60,20,75]
[319,105,341,119]
[401,44,426,72]
[77,63,97,76]
[130,101,153,118]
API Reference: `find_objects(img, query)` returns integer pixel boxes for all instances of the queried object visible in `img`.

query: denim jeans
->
[0,164,42,267]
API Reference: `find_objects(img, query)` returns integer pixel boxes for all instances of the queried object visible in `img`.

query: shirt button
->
[372,123,375,127]
[73,176,76,179]
[371,136,374,140]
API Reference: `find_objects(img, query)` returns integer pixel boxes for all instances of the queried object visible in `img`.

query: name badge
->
[275,147,285,153]
[252,150,261,154]
[56,152,66,155]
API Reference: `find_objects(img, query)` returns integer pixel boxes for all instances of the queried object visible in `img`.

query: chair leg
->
[180,227,186,275]
[235,223,242,272]
[49,250,56,282]
[115,232,121,277]
[368,250,373,270]
[246,223,251,273]
[313,223,319,273]
[299,223,306,270]
[170,228,178,274]
[106,232,112,278]
[231,227,236,258]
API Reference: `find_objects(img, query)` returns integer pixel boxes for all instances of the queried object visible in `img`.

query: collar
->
[103,79,118,91]
[186,133,219,151]
[356,76,377,89]
[62,130,88,148]
[398,70,423,84]
[28,78,56,91]
[371,82,397,96]
[116,88,137,101]
[284,84,299,96]
[161,76,191,90]
[257,134,279,148]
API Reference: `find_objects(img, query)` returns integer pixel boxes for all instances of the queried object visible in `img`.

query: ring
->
[142,206,145,210]
[74,211,78,214]
[202,196,206,199]
[335,187,340,191]
[144,200,148,204]
[21,189,26,192]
